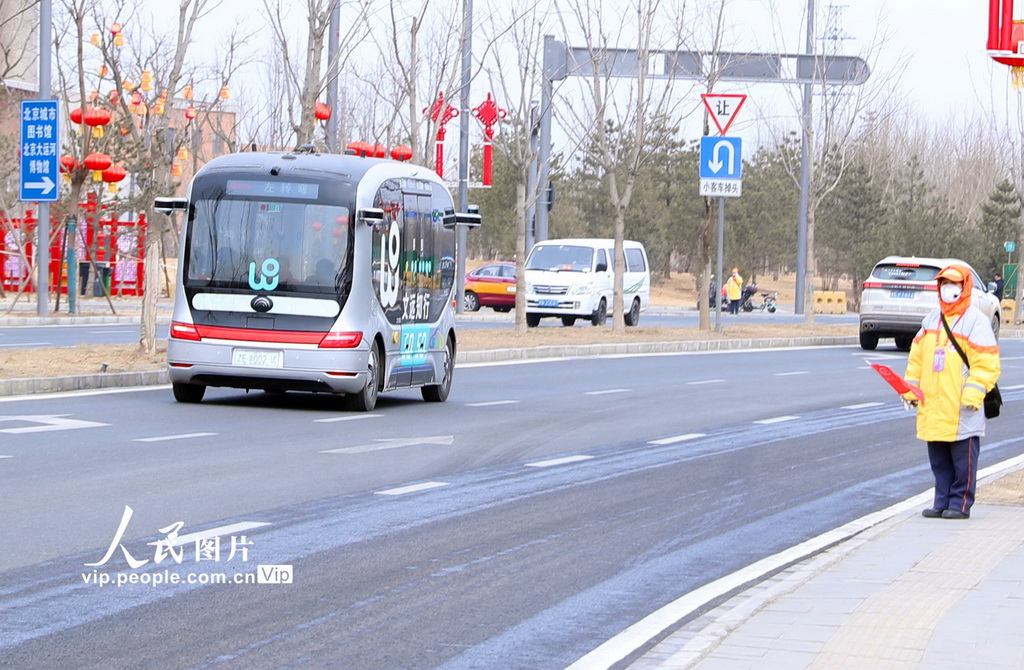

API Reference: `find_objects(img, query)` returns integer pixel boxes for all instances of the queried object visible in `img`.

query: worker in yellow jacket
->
[725,268,743,314]
[903,264,1000,519]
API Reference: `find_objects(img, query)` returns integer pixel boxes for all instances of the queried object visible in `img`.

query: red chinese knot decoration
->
[424,92,459,178]
[471,93,507,186]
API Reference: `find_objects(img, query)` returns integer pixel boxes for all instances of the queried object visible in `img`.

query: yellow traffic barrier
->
[1002,299,1016,324]
[831,291,848,315]
[813,290,830,314]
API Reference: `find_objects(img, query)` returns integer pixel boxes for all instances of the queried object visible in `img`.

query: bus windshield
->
[526,244,594,272]
[186,191,351,295]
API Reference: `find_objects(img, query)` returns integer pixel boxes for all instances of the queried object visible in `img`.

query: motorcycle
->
[697,279,729,311]
[740,284,778,313]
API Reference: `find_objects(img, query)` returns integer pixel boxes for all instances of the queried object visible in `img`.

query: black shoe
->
[942,509,970,519]
[922,508,943,518]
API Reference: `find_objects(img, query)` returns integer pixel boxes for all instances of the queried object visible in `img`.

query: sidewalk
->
[626,462,1024,670]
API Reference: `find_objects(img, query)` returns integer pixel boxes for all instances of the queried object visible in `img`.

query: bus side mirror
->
[358,208,385,224]
[154,197,187,214]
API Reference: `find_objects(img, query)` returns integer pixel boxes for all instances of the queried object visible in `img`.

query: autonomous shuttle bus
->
[156,148,479,411]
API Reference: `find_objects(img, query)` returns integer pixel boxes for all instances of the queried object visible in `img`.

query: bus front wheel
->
[172,382,206,403]
[352,344,381,412]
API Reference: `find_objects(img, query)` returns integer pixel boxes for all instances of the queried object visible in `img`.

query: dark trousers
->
[927,436,980,514]
[729,299,740,314]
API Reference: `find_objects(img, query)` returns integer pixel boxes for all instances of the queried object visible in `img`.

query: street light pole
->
[795,0,814,316]
[456,0,472,314]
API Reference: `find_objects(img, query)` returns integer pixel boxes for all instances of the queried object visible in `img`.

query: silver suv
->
[859,256,1001,350]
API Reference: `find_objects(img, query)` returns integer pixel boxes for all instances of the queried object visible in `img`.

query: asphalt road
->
[1,342,1022,668]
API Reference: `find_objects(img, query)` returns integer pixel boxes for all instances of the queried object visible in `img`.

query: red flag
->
[870,363,924,405]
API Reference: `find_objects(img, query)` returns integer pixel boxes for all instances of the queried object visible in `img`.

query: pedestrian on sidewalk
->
[903,264,1001,519]
[725,268,743,315]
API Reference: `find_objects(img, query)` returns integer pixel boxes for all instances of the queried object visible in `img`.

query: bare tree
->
[263,0,370,150]
[478,2,553,332]
[559,0,684,331]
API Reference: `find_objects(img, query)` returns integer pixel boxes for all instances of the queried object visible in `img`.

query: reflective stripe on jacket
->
[904,306,1000,442]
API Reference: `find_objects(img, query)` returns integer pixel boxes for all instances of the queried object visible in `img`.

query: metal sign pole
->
[36,0,53,317]
[716,197,724,333]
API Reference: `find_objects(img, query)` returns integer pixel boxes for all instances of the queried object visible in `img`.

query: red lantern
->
[346,141,370,157]
[84,152,112,181]
[988,3,1024,88]
[314,101,331,121]
[69,107,83,125]
[372,144,387,158]
[101,164,127,192]
[390,145,413,162]
[184,105,197,120]
[83,108,113,138]
[59,155,78,173]
[312,222,323,232]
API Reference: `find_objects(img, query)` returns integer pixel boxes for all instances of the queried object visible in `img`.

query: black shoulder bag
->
[940,315,1002,419]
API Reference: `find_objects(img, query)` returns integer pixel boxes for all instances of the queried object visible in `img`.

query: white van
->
[524,238,651,327]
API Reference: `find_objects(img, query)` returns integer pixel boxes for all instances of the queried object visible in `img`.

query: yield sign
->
[701,93,747,135]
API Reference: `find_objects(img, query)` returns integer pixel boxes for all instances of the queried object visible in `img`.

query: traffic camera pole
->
[455,0,472,314]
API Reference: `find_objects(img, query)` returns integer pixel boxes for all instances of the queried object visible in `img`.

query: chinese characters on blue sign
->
[20,100,60,202]
[698,135,743,198]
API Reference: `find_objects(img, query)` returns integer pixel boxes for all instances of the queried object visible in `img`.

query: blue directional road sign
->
[699,136,742,179]
[20,99,60,202]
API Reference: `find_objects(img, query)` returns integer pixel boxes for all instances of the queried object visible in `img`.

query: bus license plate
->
[538,299,559,308]
[890,290,915,300]
[232,348,284,368]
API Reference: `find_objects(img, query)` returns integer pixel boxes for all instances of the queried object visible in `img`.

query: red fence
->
[1,206,147,296]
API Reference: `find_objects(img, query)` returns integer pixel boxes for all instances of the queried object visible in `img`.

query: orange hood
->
[937,264,973,317]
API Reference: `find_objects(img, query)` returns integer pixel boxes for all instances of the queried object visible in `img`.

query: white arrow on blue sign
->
[20,99,61,203]
[699,136,742,179]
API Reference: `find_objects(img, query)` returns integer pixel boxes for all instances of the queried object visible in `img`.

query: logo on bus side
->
[380,220,401,308]
[249,258,280,291]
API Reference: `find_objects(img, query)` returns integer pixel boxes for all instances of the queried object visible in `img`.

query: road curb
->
[0,336,857,397]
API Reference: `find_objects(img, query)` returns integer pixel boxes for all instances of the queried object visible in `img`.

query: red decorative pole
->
[424,92,459,178]
[471,93,507,186]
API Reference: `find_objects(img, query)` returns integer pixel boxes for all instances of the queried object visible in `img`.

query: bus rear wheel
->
[172,382,206,403]
[352,343,381,412]
[422,337,454,403]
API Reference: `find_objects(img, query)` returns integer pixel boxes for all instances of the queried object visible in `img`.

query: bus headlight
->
[569,285,592,296]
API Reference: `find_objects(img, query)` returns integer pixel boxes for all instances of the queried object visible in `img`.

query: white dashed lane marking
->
[774,371,809,377]
[648,433,706,446]
[314,414,383,423]
[754,415,799,425]
[584,389,631,396]
[375,482,450,496]
[466,400,520,407]
[686,379,725,385]
[525,455,594,468]
[145,521,271,549]
[134,432,217,443]
[842,402,885,410]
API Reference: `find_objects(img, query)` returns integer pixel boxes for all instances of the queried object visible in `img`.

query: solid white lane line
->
[145,521,271,549]
[686,379,725,385]
[314,413,383,423]
[774,371,809,377]
[585,389,631,396]
[1002,383,1024,390]
[466,400,520,407]
[134,432,217,443]
[525,455,594,468]
[375,482,450,496]
[648,433,706,446]
[842,402,885,410]
[754,415,799,424]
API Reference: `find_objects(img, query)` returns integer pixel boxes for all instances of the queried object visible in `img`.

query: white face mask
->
[939,283,963,304]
